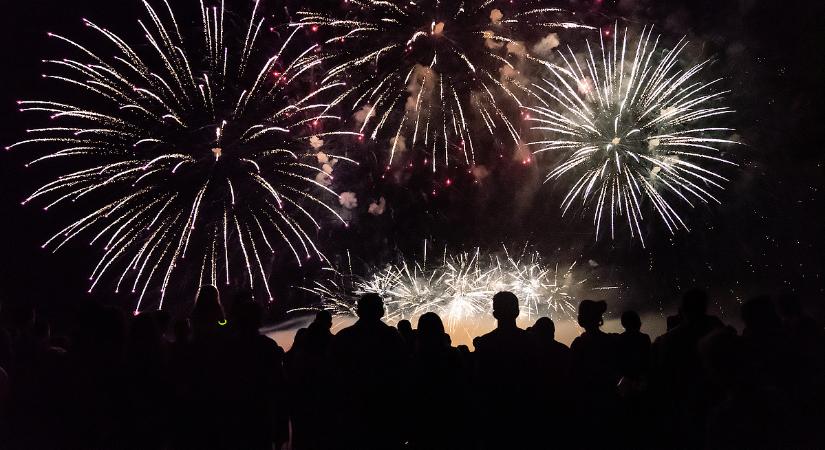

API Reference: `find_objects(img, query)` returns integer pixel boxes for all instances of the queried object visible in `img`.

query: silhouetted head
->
[680,288,709,321]
[397,319,413,335]
[191,285,226,332]
[417,312,445,336]
[232,300,263,335]
[621,310,642,332]
[577,299,607,330]
[312,310,333,330]
[356,293,385,321]
[741,295,780,335]
[531,316,556,340]
[492,291,520,322]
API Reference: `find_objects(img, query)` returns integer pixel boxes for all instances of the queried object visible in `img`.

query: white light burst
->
[527,26,740,245]
[298,245,618,331]
[9,0,357,311]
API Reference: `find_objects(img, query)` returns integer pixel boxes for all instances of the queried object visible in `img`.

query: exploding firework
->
[295,0,590,170]
[526,26,740,245]
[8,0,359,311]
[297,244,618,333]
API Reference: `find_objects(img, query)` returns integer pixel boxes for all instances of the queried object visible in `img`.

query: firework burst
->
[8,0,358,311]
[526,26,740,245]
[297,244,618,332]
[296,0,590,170]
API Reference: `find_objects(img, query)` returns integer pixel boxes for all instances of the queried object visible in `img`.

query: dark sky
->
[0,0,822,323]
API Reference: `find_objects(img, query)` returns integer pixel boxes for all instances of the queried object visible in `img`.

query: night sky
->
[1,0,822,326]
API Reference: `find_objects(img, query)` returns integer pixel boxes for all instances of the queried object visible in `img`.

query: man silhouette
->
[329,293,406,450]
[473,291,538,449]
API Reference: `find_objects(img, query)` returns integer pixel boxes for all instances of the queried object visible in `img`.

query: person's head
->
[312,310,333,330]
[531,316,556,340]
[191,285,226,332]
[417,312,444,336]
[577,300,607,330]
[356,293,385,321]
[492,291,519,324]
[397,319,413,336]
[620,310,642,332]
[680,288,709,320]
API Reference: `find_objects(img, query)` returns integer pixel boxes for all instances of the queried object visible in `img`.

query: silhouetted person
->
[408,312,468,450]
[473,292,539,449]
[285,310,334,450]
[700,327,797,450]
[618,311,651,382]
[570,299,620,449]
[223,300,288,450]
[616,310,652,448]
[529,316,572,446]
[174,285,234,450]
[651,288,724,449]
[330,294,406,449]
[397,318,416,355]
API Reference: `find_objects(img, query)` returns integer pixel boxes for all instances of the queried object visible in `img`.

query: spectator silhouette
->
[529,316,572,446]
[224,299,288,450]
[408,312,468,449]
[617,310,652,448]
[329,293,406,450]
[618,311,651,382]
[397,318,416,355]
[286,310,334,450]
[651,288,724,449]
[570,299,620,449]
[173,285,234,450]
[473,292,539,449]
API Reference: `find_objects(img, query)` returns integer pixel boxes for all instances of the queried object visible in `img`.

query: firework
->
[297,244,618,332]
[526,26,740,245]
[9,0,358,311]
[295,0,590,170]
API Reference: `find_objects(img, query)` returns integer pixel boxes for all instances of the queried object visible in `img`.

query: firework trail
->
[297,244,618,332]
[8,0,359,311]
[526,26,740,245]
[295,0,591,171]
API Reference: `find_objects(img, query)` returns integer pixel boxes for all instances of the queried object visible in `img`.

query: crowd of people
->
[0,287,822,449]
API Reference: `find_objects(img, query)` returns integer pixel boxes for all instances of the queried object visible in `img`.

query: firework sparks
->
[295,0,590,170]
[297,244,618,332]
[526,26,741,245]
[9,0,357,311]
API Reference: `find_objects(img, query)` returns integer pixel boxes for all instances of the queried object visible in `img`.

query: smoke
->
[316,151,329,164]
[391,134,407,154]
[483,30,504,50]
[315,171,332,186]
[499,64,528,86]
[532,33,560,58]
[338,192,358,209]
[506,41,528,59]
[309,135,324,149]
[353,104,373,124]
[471,164,490,182]
[405,64,436,111]
[432,21,445,36]
[489,8,503,25]
[368,197,386,215]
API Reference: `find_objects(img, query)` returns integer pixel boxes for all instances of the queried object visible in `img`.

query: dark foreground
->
[0,288,823,450]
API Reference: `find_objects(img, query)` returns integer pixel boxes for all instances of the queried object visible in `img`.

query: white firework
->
[526,26,741,245]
